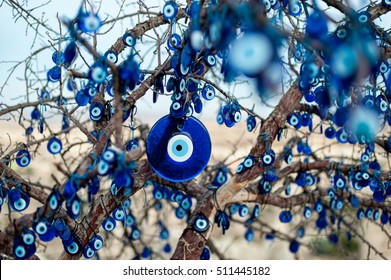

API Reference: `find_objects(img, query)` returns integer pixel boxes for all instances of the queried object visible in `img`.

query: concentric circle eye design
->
[104,50,118,63]
[23,233,35,245]
[244,156,255,168]
[336,178,345,188]
[303,206,312,219]
[167,134,194,163]
[102,149,116,163]
[193,214,210,233]
[90,235,103,251]
[337,28,347,39]
[362,172,370,180]
[261,152,275,166]
[384,0,391,6]
[180,64,190,75]
[204,53,216,67]
[113,207,125,221]
[16,149,31,167]
[122,33,136,47]
[216,172,227,184]
[90,65,107,84]
[35,222,48,235]
[84,85,97,98]
[202,84,215,101]
[289,1,302,16]
[185,104,194,117]
[379,62,389,73]
[172,102,181,111]
[13,198,27,211]
[236,163,244,174]
[131,228,141,240]
[83,244,95,259]
[167,34,181,50]
[14,245,26,259]
[179,79,186,92]
[89,102,105,121]
[162,1,178,20]
[97,160,110,176]
[233,111,242,123]
[102,216,116,232]
[238,205,249,217]
[47,137,62,154]
[66,241,80,255]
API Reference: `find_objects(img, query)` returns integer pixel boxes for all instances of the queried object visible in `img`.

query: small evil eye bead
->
[247,115,256,132]
[102,148,117,164]
[287,112,302,129]
[365,207,373,219]
[10,193,30,212]
[104,50,118,63]
[47,137,62,154]
[52,50,64,65]
[76,90,89,106]
[232,109,242,123]
[204,52,216,67]
[259,179,272,194]
[361,153,370,162]
[336,128,348,144]
[162,1,178,20]
[125,214,136,227]
[356,208,365,220]
[40,89,51,100]
[200,247,210,260]
[152,187,164,200]
[130,227,141,240]
[362,95,375,109]
[303,206,312,219]
[122,33,136,47]
[373,209,380,221]
[66,195,81,219]
[284,149,293,164]
[236,163,245,174]
[289,240,300,254]
[238,204,249,217]
[83,244,96,259]
[89,63,108,84]
[252,205,260,219]
[159,228,169,240]
[289,1,302,16]
[327,188,336,198]
[192,214,210,233]
[16,149,31,168]
[279,210,293,223]
[245,228,254,242]
[333,173,346,189]
[64,238,82,255]
[383,0,391,6]
[167,33,181,50]
[97,160,110,176]
[202,84,216,101]
[305,173,315,186]
[181,195,192,210]
[89,235,103,251]
[357,11,370,24]
[89,102,105,122]
[13,244,27,259]
[243,155,256,168]
[334,198,344,210]
[48,190,61,211]
[112,206,125,221]
[22,230,36,245]
[314,200,323,213]
[216,112,224,125]
[34,221,48,236]
[376,95,389,114]
[125,139,140,152]
[31,108,40,120]
[336,27,347,39]
[47,66,61,82]
[102,216,117,232]
[175,206,187,219]
[260,150,275,166]
[229,203,240,215]
[378,61,389,74]
[324,126,336,139]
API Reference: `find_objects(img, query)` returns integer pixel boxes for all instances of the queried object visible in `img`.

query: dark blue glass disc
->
[146,115,211,182]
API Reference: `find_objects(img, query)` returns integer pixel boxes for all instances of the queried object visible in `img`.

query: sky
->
[0,0,387,124]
